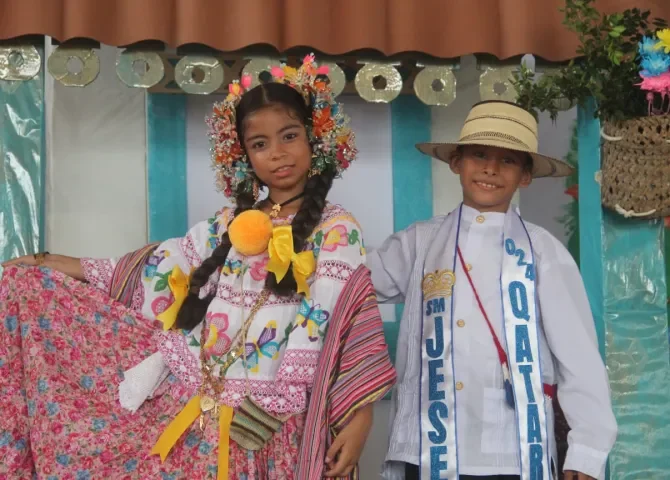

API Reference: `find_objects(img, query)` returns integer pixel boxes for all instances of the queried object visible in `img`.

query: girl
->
[0,56,395,479]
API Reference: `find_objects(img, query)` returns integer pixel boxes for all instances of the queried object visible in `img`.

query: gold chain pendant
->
[270,204,281,218]
[200,396,216,413]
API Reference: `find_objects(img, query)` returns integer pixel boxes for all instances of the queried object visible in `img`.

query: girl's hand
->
[2,254,85,281]
[2,254,41,267]
[324,403,374,477]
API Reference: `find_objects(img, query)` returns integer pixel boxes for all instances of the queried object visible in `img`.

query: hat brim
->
[416,140,574,178]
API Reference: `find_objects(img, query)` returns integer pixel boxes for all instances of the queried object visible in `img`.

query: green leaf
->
[154,277,168,292]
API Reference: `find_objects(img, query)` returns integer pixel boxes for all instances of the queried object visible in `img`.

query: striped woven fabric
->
[297,264,397,479]
[109,242,159,307]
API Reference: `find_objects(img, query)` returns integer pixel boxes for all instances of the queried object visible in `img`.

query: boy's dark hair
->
[175,82,335,331]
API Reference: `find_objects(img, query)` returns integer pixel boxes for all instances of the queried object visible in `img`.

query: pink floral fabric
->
[0,266,303,480]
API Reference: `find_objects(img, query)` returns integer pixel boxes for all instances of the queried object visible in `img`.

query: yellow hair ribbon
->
[217,405,234,480]
[292,251,315,298]
[156,265,189,331]
[150,395,201,462]
[267,226,315,298]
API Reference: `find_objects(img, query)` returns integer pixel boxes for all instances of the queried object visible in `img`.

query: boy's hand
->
[324,404,374,477]
[564,471,595,480]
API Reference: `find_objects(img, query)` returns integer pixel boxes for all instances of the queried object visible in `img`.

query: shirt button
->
[457,319,465,328]
[476,215,485,224]
[456,382,464,391]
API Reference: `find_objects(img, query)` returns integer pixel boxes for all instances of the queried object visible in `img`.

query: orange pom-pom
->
[228,210,273,256]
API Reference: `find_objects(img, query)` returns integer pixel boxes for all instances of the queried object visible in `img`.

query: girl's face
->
[242,105,312,197]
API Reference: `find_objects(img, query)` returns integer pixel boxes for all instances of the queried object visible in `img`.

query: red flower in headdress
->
[313,106,335,137]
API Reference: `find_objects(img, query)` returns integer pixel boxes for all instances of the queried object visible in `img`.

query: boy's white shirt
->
[368,204,617,479]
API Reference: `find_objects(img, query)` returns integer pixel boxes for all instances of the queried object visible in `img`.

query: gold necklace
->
[197,290,269,429]
[267,192,305,218]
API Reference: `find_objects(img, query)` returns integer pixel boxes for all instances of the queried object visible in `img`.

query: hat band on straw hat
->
[459,132,532,151]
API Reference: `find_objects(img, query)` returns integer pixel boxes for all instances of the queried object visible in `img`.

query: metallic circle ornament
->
[175,56,224,95]
[116,50,165,88]
[321,62,346,98]
[47,47,100,87]
[0,45,41,81]
[354,63,402,103]
[479,66,517,103]
[414,66,457,106]
[241,57,277,89]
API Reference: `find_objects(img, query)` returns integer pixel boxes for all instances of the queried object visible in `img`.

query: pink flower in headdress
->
[303,54,316,65]
[317,65,330,75]
[271,66,285,79]
[241,74,252,89]
[229,80,243,96]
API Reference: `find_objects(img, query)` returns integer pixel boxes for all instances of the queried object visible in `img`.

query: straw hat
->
[416,100,573,178]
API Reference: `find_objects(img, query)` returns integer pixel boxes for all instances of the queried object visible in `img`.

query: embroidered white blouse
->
[82,203,366,415]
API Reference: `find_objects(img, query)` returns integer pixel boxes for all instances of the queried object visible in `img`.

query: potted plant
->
[513,0,670,219]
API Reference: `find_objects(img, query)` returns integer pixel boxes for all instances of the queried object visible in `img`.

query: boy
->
[369,101,616,480]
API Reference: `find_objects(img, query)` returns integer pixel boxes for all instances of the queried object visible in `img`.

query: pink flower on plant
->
[321,225,350,252]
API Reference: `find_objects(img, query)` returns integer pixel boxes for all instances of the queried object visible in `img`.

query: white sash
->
[419,204,550,480]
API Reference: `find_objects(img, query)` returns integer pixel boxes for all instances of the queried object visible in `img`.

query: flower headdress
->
[206,54,358,199]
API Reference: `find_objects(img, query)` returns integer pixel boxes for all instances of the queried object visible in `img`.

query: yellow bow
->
[266,225,315,298]
[156,265,189,331]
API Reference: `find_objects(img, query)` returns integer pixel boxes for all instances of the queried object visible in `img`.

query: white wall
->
[520,108,577,245]
[45,44,147,258]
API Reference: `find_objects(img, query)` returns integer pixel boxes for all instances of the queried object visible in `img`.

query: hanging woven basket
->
[601,115,670,219]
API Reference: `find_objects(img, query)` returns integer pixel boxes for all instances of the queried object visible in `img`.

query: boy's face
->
[449,145,532,213]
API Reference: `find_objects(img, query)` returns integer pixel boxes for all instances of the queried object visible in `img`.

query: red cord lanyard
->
[456,247,508,366]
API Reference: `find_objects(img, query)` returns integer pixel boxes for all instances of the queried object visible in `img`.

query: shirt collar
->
[460,203,513,228]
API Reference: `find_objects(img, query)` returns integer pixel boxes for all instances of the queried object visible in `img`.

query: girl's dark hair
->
[175,82,335,330]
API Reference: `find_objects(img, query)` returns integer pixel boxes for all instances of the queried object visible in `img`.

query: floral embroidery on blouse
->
[310,221,364,258]
[203,312,232,357]
[249,257,269,281]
